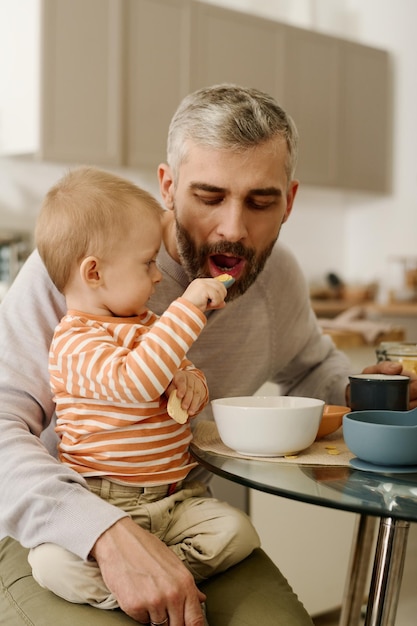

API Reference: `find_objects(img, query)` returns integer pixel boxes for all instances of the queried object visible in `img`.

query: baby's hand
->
[182,278,228,312]
[166,371,207,419]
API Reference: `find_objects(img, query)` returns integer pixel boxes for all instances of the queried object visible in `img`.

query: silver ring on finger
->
[151,619,169,626]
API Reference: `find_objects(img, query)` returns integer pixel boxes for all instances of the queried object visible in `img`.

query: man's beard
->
[175,216,277,301]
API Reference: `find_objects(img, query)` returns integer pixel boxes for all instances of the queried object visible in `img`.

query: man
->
[0,84,414,626]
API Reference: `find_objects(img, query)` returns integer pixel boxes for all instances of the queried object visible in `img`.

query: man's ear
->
[282,179,299,224]
[158,163,175,211]
[79,256,102,288]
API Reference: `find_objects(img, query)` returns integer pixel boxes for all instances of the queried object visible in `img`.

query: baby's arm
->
[164,275,234,420]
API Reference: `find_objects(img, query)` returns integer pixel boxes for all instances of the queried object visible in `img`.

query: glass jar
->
[376,342,417,374]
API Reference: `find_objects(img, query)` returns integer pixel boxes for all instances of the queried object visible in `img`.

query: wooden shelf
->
[366,302,417,317]
[312,299,417,320]
[323,327,405,349]
[311,299,374,318]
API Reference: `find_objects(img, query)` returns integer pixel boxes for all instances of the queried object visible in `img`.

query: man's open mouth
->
[209,254,246,278]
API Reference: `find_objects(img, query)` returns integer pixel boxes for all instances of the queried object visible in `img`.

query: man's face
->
[160,138,298,300]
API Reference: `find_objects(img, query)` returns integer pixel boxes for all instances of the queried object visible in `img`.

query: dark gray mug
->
[349,374,410,411]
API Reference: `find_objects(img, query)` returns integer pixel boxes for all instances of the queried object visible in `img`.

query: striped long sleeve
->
[49,298,208,485]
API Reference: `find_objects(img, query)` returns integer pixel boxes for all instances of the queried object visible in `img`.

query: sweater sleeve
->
[0,251,128,559]
[265,243,352,405]
[52,299,207,405]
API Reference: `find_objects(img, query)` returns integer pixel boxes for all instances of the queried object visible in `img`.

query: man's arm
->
[0,251,207,624]
[0,251,126,556]
[262,244,352,405]
[264,243,417,407]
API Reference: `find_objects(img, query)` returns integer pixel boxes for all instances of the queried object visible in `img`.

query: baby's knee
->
[223,507,261,557]
[193,508,260,579]
[28,543,116,608]
[28,542,67,587]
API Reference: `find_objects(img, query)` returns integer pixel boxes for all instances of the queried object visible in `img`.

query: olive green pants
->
[0,537,313,626]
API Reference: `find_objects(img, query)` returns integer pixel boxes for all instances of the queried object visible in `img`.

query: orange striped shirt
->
[49,298,208,485]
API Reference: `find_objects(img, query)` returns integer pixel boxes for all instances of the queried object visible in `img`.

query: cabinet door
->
[283,27,391,193]
[283,26,341,186]
[339,42,392,193]
[189,2,285,98]
[126,0,192,170]
[40,0,123,165]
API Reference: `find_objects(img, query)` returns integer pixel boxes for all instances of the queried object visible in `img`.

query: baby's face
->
[100,214,163,317]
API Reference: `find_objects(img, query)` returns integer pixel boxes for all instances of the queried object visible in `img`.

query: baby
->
[28,166,260,622]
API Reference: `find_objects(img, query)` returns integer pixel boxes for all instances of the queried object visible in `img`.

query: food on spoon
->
[215,273,235,288]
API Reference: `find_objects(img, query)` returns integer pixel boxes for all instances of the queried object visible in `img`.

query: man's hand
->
[346,360,417,408]
[91,517,206,625]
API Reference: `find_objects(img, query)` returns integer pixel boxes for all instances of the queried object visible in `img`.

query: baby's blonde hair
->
[35,166,163,293]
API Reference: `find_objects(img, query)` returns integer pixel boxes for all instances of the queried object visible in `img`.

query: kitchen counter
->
[311,299,417,319]
[366,302,417,317]
[311,300,408,348]
[323,327,405,349]
[366,303,417,343]
[311,298,373,318]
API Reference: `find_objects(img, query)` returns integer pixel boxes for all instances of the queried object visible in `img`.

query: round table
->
[191,443,417,626]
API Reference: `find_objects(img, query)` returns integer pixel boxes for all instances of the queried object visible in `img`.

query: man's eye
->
[248,198,276,210]
[197,195,223,206]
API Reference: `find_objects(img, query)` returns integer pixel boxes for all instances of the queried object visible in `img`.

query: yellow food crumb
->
[216,274,233,283]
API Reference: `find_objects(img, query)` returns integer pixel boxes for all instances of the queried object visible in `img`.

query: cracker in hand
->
[167,390,189,424]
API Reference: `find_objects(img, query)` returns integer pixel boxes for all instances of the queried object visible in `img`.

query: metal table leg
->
[364,517,410,626]
[339,514,377,626]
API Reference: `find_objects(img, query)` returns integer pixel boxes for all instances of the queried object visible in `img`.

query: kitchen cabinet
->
[40,0,124,165]
[40,0,192,169]
[39,0,392,192]
[189,3,285,96]
[283,27,392,192]
[125,0,192,169]
[282,27,341,187]
[338,41,392,193]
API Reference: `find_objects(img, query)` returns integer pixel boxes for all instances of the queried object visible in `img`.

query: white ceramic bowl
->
[211,396,325,457]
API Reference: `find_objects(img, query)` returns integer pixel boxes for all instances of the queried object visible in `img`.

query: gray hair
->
[167,83,299,183]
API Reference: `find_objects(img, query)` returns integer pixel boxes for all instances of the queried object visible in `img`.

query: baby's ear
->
[80,256,103,288]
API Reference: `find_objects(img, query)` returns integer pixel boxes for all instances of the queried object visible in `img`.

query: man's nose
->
[216,204,248,242]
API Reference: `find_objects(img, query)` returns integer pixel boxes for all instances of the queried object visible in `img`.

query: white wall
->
[1,0,416,301]
[0,0,40,154]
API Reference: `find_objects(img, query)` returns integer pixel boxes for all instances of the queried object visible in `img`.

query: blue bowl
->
[343,408,417,466]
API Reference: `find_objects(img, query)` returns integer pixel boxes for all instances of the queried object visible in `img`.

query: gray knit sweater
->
[0,243,351,559]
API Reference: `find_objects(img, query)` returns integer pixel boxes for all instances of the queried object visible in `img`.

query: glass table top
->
[191,444,417,522]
